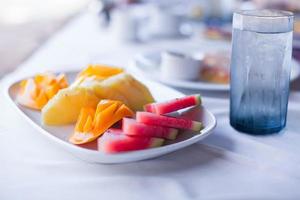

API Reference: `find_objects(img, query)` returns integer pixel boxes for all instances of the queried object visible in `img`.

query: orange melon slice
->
[69,100,134,144]
[77,64,124,80]
[17,73,68,110]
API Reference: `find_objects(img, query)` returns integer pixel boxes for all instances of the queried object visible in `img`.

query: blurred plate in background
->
[131,50,300,91]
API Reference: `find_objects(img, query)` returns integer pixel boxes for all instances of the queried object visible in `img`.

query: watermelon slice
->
[98,128,164,153]
[136,112,203,131]
[144,94,201,114]
[122,118,178,140]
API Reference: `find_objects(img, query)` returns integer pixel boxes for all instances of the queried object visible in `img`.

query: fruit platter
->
[4,65,216,163]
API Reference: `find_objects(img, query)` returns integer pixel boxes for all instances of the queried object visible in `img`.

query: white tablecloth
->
[1,12,300,200]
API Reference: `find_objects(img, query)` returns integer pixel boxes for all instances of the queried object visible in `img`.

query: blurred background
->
[1,0,300,76]
[0,0,88,75]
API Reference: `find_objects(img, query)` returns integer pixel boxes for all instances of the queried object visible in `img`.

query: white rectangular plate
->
[3,71,216,164]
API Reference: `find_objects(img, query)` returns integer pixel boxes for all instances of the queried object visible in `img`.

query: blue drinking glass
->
[230,10,294,134]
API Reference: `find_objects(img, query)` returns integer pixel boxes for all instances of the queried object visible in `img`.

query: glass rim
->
[234,9,294,19]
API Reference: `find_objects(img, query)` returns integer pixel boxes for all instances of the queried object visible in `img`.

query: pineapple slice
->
[41,87,100,125]
[94,73,155,111]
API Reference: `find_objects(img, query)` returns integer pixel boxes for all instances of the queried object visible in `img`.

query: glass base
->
[230,121,285,135]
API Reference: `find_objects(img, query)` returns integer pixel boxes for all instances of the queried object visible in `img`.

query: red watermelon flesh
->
[144,94,201,114]
[136,112,203,131]
[122,118,178,140]
[98,128,164,153]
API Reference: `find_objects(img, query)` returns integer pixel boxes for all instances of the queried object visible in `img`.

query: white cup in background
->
[148,6,182,38]
[111,8,138,42]
[160,51,202,81]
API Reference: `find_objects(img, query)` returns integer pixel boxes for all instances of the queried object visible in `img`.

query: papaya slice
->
[69,100,134,144]
[17,73,68,110]
[77,64,124,80]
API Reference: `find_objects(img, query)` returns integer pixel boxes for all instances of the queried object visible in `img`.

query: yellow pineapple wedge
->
[41,87,99,125]
[93,73,154,111]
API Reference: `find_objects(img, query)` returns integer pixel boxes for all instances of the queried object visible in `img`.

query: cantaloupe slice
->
[69,100,134,144]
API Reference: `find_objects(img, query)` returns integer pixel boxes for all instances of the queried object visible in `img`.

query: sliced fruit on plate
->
[98,128,164,153]
[41,87,100,125]
[122,118,178,140]
[136,112,203,131]
[69,100,134,144]
[42,72,154,125]
[17,73,68,110]
[144,94,201,114]
[77,64,124,80]
[93,73,155,111]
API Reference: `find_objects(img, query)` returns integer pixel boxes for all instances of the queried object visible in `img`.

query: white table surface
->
[1,12,300,200]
